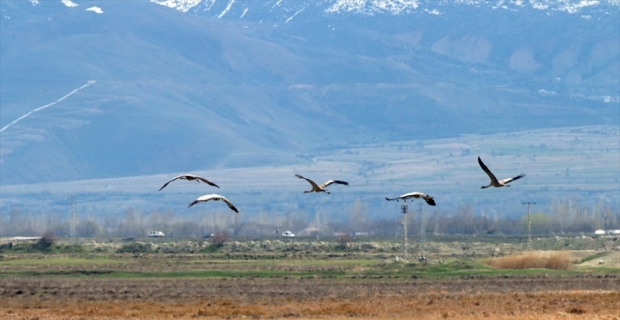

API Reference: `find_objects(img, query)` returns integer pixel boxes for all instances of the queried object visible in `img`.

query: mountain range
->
[0,0,618,217]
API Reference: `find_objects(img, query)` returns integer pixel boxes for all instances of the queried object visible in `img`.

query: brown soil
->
[1,276,619,319]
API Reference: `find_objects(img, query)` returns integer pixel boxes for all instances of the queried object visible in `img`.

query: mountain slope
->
[0,0,618,185]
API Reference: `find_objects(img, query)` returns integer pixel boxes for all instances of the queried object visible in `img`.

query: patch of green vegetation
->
[116,242,154,253]
[357,259,492,277]
[0,242,85,254]
[0,256,129,266]
[116,270,348,278]
[0,253,617,280]
[354,258,599,278]
[199,244,224,253]
[579,251,612,264]
[1,269,348,279]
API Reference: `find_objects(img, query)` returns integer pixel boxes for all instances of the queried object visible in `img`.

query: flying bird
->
[159,174,219,191]
[187,194,238,213]
[295,174,349,194]
[478,156,526,189]
[385,192,436,206]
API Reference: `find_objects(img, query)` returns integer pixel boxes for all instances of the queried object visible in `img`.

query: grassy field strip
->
[0,257,132,266]
[0,268,600,279]
[186,259,381,266]
[1,255,618,279]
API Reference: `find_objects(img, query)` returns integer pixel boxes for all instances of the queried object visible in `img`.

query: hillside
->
[1,125,617,219]
[0,0,618,194]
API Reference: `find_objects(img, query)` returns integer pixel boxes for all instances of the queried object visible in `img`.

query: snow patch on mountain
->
[151,0,203,12]
[560,0,602,13]
[86,6,103,14]
[285,5,308,23]
[217,0,235,18]
[148,0,619,17]
[62,0,78,7]
[325,0,419,15]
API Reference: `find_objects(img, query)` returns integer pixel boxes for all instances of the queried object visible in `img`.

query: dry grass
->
[487,251,572,270]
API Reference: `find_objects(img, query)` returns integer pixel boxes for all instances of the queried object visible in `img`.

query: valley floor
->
[1,237,619,319]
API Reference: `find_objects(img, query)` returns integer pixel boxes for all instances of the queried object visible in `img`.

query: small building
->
[148,231,165,238]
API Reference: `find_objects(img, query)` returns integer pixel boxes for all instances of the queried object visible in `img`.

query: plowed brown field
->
[1,276,619,319]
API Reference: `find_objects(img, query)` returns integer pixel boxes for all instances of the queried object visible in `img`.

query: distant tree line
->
[0,196,617,239]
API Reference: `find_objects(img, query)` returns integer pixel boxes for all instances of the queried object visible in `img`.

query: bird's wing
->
[188,194,237,213]
[195,176,220,188]
[422,195,437,206]
[158,175,184,191]
[385,197,399,201]
[187,194,216,208]
[220,196,239,213]
[399,192,423,199]
[321,180,349,188]
[187,200,199,208]
[500,173,526,184]
[478,157,499,184]
[295,174,321,189]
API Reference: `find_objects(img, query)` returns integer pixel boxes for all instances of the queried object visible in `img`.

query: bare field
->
[1,277,619,319]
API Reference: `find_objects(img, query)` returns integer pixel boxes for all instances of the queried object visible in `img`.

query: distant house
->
[148,231,165,238]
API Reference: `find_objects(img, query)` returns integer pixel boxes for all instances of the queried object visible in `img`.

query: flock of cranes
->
[158,156,526,214]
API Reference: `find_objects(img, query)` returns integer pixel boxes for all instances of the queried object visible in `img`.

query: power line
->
[522,202,536,250]
[401,201,408,258]
[70,194,77,243]
[418,202,426,246]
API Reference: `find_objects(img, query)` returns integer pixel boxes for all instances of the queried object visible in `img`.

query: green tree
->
[76,220,101,237]
[519,213,551,235]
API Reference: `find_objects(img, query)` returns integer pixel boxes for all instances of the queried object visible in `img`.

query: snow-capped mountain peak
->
[149,0,620,18]
[61,0,78,8]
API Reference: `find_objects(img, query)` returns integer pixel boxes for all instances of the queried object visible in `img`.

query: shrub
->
[117,242,153,253]
[486,251,571,270]
[336,233,353,250]
[31,231,55,252]
[211,231,229,247]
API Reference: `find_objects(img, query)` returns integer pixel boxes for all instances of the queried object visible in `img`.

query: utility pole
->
[522,202,535,250]
[604,207,610,234]
[401,201,408,258]
[418,202,426,245]
[70,194,76,243]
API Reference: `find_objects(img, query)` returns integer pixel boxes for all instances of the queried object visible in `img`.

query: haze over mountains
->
[0,0,618,218]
